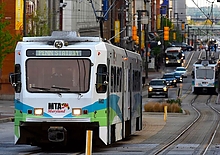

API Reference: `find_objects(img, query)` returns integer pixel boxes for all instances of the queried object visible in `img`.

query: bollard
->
[85,130,93,155]
[164,105,167,122]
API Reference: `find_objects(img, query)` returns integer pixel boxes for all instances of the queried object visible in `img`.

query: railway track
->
[153,95,219,154]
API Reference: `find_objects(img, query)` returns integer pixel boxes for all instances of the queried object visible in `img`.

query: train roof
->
[22,31,102,42]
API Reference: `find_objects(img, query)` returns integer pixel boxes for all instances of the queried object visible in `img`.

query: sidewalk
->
[0,100,14,123]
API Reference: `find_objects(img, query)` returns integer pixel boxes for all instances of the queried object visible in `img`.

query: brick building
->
[0,0,18,99]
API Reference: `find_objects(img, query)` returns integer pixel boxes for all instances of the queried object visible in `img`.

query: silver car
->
[174,67,187,78]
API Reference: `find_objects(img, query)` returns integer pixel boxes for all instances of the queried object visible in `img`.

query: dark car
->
[168,42,194,51]
[161,73,177,87]
[173,72,183,83]
[147,79,168,98]
[181,42,194,51]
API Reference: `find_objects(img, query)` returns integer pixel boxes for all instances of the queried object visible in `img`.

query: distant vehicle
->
[161,73,177,87]
[147,79,168,98]
[192,58,219,94]
[181,42,194,51]
[168,42,194,51]
[165,47,184,67]
[174,67,187,78]
[173,72,183,83]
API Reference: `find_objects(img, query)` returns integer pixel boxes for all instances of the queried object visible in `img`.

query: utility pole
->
[126,0,133,50]
[120,2,125,48]
[137,9,149,79]
[23,0,26,36]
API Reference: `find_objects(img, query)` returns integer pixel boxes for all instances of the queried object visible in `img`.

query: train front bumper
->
[16,118,99,146]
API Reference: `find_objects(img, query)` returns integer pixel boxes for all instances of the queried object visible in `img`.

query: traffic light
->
[181,23,185,30]
[164,27,169,41]
[173,32,176,40]
[132,26,137,41]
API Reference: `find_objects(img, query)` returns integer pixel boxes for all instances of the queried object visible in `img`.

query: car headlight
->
[148,86,153,91]
[173,79,176,82]
[163,87,168,91]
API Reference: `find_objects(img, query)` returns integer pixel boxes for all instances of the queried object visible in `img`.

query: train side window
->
[119,68,122,92]
[117,67,120,92]
[111,66,114,92]
[96,64,108,93]
[114,66,116,92]
[128,69,131,92]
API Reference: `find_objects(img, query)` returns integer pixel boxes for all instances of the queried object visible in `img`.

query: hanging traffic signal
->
[173,32,176,40]
[164,27,169,41]
[132,26,137,41]
[181,23,185,30]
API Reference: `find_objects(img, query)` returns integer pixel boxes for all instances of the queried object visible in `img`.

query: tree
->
[0,3,20,69]
[26,4,50,36]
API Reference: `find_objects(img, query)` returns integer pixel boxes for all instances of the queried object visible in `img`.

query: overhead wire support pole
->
[23,0,26,36]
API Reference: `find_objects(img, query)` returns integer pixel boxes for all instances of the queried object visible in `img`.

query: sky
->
[186,0,220,7]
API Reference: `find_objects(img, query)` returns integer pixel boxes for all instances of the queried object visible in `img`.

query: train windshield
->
[26,58,91,93]
[196,69,214,79]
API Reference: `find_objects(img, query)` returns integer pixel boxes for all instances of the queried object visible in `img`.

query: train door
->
[128,63,133,135]
[121,62,125,139]
[107,58,111,144]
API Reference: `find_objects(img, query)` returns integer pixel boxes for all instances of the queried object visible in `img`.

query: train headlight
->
[34,108,43,116]
[148,86,153,91]
[54,40,64,48]
[72,108,82,116]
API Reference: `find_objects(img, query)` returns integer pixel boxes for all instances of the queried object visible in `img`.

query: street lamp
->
[137,10,149,79]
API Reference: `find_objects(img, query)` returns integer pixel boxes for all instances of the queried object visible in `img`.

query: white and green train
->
[9,31,143,147]
[192,58,219,94]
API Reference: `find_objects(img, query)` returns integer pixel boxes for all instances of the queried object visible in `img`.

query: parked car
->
[174,67,187,78]
[173,72,183,83]
[161,73,177,87]
[147,79,168,98]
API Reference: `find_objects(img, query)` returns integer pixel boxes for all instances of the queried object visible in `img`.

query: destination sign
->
[26,49,91,57]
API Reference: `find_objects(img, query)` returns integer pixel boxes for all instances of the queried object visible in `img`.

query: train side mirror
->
[191,71,195,79]
[9,73,21,93]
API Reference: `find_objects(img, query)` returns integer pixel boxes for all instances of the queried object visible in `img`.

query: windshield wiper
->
[51,86,70,91]
[31,86,50,91]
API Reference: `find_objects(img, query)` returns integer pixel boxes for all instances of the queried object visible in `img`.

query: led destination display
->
[26,49,91,57]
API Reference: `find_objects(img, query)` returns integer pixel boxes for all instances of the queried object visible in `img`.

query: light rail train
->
[191,57,219,94]
[9,31,143,147]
